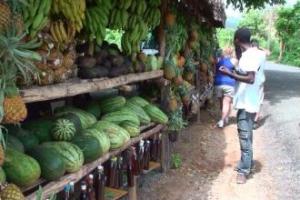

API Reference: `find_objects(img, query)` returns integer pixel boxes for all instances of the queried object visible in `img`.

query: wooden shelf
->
[25,123,164,200]
[21,70,163,103]
[105,187,128,200]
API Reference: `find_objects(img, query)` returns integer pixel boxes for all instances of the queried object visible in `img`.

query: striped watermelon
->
[41,142,84,173]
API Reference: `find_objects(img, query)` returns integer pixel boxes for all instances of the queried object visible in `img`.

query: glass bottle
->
[95,166,105,200]
[79,182,88,200]
[87,174,96,200]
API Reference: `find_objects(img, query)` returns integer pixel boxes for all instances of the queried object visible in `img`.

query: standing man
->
[219,28,266,184]
[251,39,268,129]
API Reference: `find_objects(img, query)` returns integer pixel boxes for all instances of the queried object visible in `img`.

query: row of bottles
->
[57,166,105,200]
[56,135,161,200]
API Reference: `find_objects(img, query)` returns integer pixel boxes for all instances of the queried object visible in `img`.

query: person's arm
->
[219,66,255,84]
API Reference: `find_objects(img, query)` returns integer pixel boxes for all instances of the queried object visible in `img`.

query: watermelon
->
[41,142,84,173]
[101,110,140,126]
[28,146,66,181]
[100,96,126,114]
[84,101,101,119]
[124,102,151,124]
[6,127,39,152]
[72,135,102,163]
[51,119,76,141]
[6,135,25,153]
[55,107,97,129]
[144,104,168,124]
[57,113,82,132]
[93,121,130,149]
[3,148,41,187]
[23,118,54,142]
[120,121,140,137]
[127,96,150,107]
[80,128,110,155]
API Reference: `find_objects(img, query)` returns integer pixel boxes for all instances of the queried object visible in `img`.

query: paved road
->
[138,61,300,200]
[262,62,300,199]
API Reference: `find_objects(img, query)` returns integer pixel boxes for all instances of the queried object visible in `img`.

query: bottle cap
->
[81,184,87,190]
[97,165,104,171]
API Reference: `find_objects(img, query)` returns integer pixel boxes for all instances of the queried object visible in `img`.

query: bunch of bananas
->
[83,0,113,45]
[109,0,133,30]
[121,20,148,55]
[22,0,52,38]
[148,0,161,7]
[109,9,130,30]
[120,0,151,55]
[128,0,147,15]
[144,8,161,28]
[52,0,86,32]
[50,20,76,46]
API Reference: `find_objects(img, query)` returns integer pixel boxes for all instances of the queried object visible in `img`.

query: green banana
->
[44,0,53,15]
[123,0,132,10]
[31,12,45,30]
[30,0,41,20]
[129,0,136,13]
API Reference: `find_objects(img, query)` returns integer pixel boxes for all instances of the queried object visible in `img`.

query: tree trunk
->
[278,40,285,62]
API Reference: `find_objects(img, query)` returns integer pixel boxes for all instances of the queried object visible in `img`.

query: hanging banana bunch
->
[83,0,111,45]
[52,0,86,32]
[22,0,52,38]
[49,20,76,47]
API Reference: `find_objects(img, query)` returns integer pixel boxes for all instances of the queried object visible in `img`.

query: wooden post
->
[128,176,137,200]
[195,69,201,122]
[161,132,170,172]
[157,0,168,57]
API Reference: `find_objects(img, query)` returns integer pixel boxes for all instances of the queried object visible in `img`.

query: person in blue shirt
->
[214,47,238,128]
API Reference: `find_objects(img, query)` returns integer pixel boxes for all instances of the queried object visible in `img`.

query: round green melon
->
[3,148,41,187]
[28,146,66,181]
[72,135,102,163]
[41,142,84,173]
[52,119,76,141]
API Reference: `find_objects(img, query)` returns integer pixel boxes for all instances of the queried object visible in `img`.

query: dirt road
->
[138,62,300,200]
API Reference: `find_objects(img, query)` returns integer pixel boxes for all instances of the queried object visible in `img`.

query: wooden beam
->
[128,176,137,200]
[25,124,165,200]
[21,70,163,103]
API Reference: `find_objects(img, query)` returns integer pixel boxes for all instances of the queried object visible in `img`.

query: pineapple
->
[53,67,69,83]
[37,69,55,86]
[0,184,25,200]
[0,1,11,33]
[2,86,27,124]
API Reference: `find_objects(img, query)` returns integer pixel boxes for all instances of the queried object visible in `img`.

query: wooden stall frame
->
[21,70,163,103]
[25,124,165,200]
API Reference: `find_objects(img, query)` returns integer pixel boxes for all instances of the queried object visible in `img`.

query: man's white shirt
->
[233,47,266,113]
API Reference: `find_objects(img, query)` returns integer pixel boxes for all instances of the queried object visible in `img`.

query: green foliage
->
[171,153,182,169]
[105,29,123,50]
[216,28,234,49]
[275,2,300,66]
[226,0,285,11]
[239,9,267,39]
[168,107,187,132]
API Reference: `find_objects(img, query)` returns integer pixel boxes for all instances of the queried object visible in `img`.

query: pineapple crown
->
[0,23,42,84]
[6,0,27,14]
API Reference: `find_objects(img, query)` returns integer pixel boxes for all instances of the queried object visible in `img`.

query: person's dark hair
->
[251,39,259,48]
[234,28,251,44]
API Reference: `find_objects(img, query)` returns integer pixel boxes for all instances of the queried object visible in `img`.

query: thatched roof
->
[177,0,226,27]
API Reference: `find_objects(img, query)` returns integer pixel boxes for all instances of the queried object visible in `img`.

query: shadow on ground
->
[265,69,300,106]
[137,106,227,200]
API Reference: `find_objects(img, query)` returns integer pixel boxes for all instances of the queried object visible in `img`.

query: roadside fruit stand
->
[0,0,225,199]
